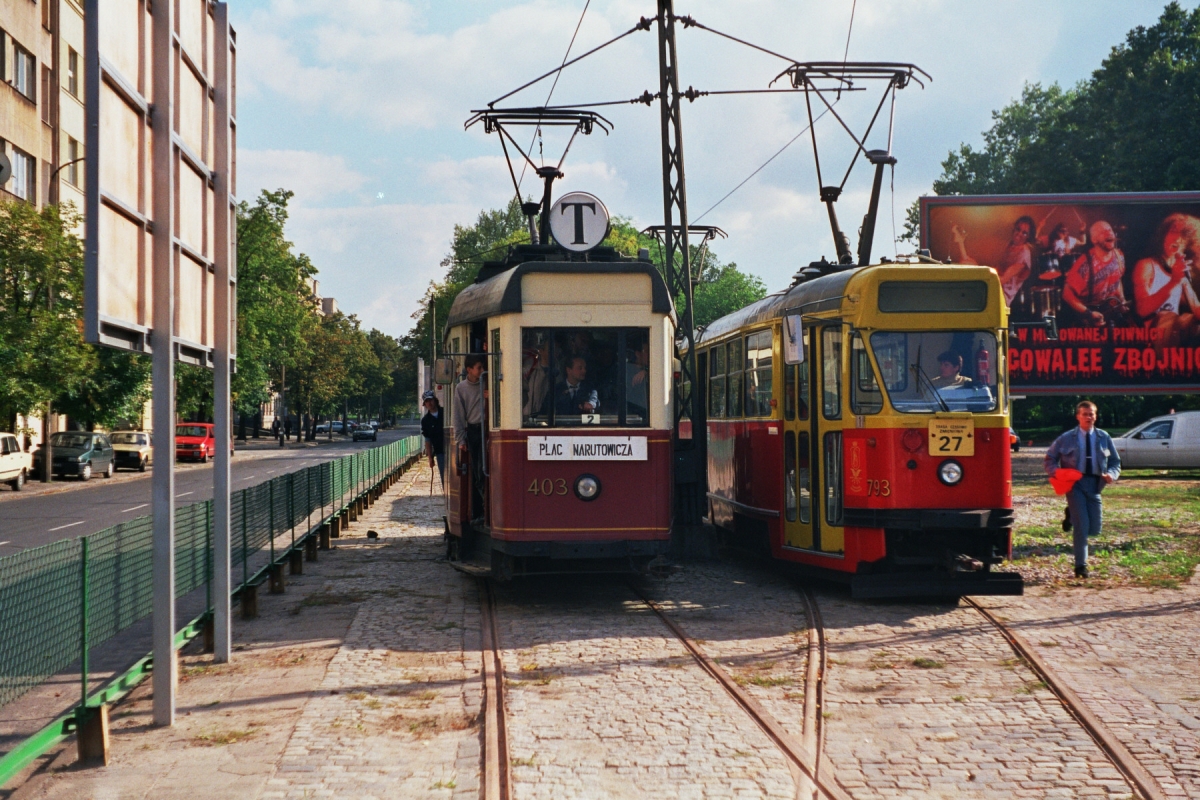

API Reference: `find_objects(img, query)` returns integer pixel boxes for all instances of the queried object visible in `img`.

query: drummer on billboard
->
[1133,213,1200,345]
[1062,220,1130,327]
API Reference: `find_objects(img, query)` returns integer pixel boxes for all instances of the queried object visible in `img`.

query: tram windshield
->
[868,331,999,413]
[522,327,651,427]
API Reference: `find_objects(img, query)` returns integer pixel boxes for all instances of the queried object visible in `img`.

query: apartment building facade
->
[1,0,84,210]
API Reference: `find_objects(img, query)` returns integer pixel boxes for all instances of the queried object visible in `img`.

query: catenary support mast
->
[656,1,706,525]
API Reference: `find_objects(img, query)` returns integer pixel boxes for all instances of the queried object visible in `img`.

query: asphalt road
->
[0,424,420,555]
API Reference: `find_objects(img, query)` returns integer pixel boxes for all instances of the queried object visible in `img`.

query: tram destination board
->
[921,192,1200,393]
[84,0,236,366]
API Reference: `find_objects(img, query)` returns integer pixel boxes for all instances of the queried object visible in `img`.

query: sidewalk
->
[8,461,479,800]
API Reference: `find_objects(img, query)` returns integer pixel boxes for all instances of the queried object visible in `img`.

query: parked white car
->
[0,433,31,490]
[1111,411,1200,469]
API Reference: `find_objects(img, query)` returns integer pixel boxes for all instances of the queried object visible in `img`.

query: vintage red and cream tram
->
[695,260,1023,597]
[438,234,677,579]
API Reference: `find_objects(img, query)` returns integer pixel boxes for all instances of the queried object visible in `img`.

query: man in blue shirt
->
[1044,401,1122,578]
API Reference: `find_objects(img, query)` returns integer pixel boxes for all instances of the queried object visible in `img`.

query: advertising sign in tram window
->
[921,192,1200,393]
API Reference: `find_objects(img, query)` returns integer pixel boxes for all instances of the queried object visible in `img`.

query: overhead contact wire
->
[693,104,835,224]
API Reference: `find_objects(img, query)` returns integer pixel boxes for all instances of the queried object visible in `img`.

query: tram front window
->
[868,331,999,413]
[522,327,651,427]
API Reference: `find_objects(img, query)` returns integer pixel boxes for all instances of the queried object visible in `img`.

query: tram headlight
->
[938,460,964,486]
[574,474,601,501]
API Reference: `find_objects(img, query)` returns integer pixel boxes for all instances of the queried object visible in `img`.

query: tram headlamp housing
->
[574,474,601,501]
[938,460,964,486]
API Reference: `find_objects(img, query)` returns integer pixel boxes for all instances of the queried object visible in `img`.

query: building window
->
[67,47,78,97]
[66,137,80,186]
[40,65,52,124]
[13,44,36,102]
[11,148,36,202]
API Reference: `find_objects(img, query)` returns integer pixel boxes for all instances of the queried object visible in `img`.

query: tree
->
[232,190,318,424]
[0,201,93,433]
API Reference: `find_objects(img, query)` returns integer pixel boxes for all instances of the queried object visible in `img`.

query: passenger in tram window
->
[929,351,972,389]
[522,336,552,423]
[627,336,650,423]
[554,356,599,416]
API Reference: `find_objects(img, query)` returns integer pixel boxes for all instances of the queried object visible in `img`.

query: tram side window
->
[520,327,649,428]
[745,330,773,417]
[727,338,744,417]
[784,364,796,420]
[851,332,883,414]
[821,328,842,420]
[708,346,727,418]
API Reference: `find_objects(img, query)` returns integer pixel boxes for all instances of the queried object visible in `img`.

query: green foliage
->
[56,347,152,430]
[232,190,318,417]
[0,201,94,426]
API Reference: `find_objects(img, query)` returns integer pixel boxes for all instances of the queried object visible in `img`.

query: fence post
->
[289,472,296,550]
[205,502,212,614]
[269,479,276,566]
[80,537,89,708]
[241,490,248,590]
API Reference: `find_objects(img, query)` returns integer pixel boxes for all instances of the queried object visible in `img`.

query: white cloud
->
[239,149,369,205]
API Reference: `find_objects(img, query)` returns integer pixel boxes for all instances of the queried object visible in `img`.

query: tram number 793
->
[528,478,569,497]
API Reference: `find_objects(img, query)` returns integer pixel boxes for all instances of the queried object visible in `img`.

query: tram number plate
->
[928,419,974,457]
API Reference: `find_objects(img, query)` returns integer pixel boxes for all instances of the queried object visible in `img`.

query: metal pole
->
[80,537,89,707]
[150,0,177,727]
[205,502,212,614]
[656,0,706,525]
[212,1,234,665]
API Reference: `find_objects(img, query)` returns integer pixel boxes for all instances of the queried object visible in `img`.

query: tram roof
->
[697,266,861,345]
[445,252,676,331]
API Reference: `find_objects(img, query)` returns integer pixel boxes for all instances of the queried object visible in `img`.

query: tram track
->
[964,597,1167,800]
[479,579,511,800]
[629,583,852,800]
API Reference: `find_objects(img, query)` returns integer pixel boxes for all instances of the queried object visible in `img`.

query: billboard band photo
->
[922,193,1200,391]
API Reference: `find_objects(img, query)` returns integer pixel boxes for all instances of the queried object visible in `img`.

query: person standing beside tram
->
[1044,401,1121,578]
[454,354,487,521]
[421,391,445,481]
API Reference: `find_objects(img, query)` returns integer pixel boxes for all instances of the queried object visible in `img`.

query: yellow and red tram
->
[695,261,1023,597]
[439,244,677,578]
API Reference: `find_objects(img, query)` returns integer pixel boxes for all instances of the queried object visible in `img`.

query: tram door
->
[814,325,846,554]
[782,327,814,549]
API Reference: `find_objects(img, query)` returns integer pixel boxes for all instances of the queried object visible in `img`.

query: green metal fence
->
[0,434,421,783]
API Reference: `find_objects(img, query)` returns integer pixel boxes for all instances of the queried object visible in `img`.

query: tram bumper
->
[494,538,671,560]
[850,569,1024,599]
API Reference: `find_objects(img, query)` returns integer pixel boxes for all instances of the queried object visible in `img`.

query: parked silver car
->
[1111,411,1200,469]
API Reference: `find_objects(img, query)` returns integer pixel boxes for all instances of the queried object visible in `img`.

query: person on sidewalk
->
[1044,401,1121,578]
[421,391,445,480]
[453,354,486,521]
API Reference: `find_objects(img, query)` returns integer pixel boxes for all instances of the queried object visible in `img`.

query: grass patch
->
[430,779,457,790]
[291,590,368,614]
[952,695,966,702]
[912,658,945,669]
[194,729,255,746]
[511,755,536,767]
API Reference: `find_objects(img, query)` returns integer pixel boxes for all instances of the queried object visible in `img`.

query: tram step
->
[448,559,492,577]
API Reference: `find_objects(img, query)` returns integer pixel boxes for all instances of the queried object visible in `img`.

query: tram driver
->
[554,356,600,416]
[930,351,972,389]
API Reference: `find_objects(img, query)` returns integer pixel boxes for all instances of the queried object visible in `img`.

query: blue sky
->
[230,0,1181,337]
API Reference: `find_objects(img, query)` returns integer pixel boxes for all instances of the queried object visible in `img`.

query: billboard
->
[84,0,236,366]
[921,192,1200,394]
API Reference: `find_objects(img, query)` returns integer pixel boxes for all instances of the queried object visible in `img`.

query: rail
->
[0,434,423,787]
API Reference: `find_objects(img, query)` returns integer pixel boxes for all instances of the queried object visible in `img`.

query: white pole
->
[213,2,233,665]
[151,0,177,727]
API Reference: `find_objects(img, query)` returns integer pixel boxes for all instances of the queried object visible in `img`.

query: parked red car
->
[175,423,233,462]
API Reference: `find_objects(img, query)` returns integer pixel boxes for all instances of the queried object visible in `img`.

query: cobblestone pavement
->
[493,572,799,799]
[815,591,1137,799]
[261,463,481,800]
[977,581,1200,798]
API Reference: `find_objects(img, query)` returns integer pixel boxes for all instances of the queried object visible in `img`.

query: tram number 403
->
[928,419,975,457]
[528,478,569,496]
